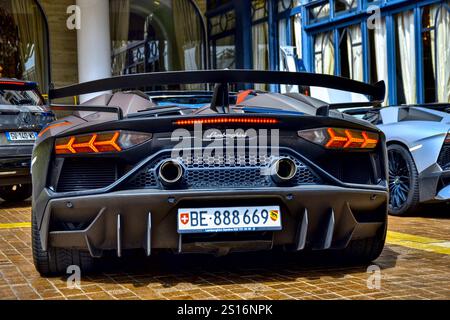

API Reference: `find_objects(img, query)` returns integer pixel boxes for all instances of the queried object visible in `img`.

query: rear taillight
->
[298,128,379,150]
[445,131,450,144]
[55,131,152,155]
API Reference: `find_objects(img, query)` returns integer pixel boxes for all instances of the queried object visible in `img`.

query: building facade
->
[206,0,450,105]
[0,0,449,105]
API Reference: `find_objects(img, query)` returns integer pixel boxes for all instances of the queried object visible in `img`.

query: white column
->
[76,0,112,103]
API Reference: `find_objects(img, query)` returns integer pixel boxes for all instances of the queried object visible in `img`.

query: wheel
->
[339,219,387,264]
[32,212,96,276]
[387,144,420,216]
[0,184,32,202]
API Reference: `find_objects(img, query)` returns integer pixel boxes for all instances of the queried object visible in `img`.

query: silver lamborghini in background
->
[345,104,450,216]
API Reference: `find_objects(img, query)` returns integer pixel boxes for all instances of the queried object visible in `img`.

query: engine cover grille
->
[57,158,118,193]
[125,150,320,190]
[438,145,450,170]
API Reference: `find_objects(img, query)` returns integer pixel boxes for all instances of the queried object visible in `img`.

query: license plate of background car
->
[6,132,37,141]
[177,206,282,234]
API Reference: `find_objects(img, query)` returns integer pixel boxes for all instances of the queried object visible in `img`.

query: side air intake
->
[56,158,118,192]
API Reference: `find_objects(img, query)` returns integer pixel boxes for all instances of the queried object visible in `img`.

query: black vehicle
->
[0,79,54,202]
[32,70,388,275]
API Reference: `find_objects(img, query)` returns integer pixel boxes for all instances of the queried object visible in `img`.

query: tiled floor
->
[0,200,449,300]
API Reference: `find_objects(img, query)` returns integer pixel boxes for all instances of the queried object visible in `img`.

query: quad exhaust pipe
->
[270,158,297,184]
[158,157,296,186]
[159,160,184,187]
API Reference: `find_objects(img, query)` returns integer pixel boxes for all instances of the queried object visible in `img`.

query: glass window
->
[252,21,269,90]
[338,25,363,81]
[335,0,357,16]
[434,2,450,103]
[422,3,450,103]
[279,19,289,58]
[213,36,235,69]
[293,14,303,60]
[251,0,269,90]
[276,0,303,82]
[252,22,269,69]
[208,4,236,72]
[314,31,334,75]
[110,0,206,77]
[209,10,236,36]
[309,2,330,22]
[278,14,302,69]
[252,0,268,22]
[422,6,437,103]
[278,0,296,13]
[208,0,232,11]
[368,17,389,105]
[279,16,302,93]
[0,0,49,93]
[395,10,416,105]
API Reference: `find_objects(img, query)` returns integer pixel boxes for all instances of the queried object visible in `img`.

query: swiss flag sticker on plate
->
[180,213,190,225]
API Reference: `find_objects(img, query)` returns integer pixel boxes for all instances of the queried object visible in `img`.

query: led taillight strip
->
[361,131,378,148]
[326,128,348,148]
[55,132,121,154]
[326,128,378,149]
[299,128,379,150]
[0,80,26,86]
[175,117,279,125]
[55,137,76,154]
[344,129,365,148]
[94,132,121,151]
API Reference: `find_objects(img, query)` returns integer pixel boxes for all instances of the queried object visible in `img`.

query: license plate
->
[6,132,37,141]
[177,206,282,234]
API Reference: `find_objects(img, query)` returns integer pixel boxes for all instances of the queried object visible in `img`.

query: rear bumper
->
[0,145,33,158]
[0,156,32,187]
[436,185,450,201]
[419,165,450,202]
[37,186,388,257]
[435,169,450,201]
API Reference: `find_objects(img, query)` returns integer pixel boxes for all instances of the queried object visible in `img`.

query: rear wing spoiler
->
[49,70,385,115]
[49,105,124,120]
[402,103,450,113]
[316,101,383,116]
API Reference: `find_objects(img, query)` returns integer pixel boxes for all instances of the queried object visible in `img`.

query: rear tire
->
[387,144,420,216]
[32,213,96,276]
[0,184,32,202]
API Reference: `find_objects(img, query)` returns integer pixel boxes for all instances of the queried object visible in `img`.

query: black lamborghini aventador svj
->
[31,70,388,275]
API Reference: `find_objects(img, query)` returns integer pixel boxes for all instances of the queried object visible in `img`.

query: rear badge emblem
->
[270,210,279,222]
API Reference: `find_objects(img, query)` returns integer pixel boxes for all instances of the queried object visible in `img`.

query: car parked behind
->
[0,79,55,202]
